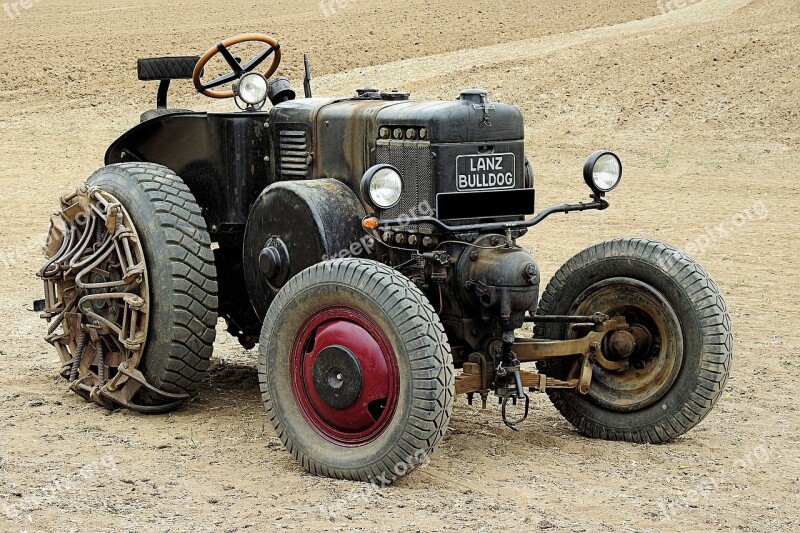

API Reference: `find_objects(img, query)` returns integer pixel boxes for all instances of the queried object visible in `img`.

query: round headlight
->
[361,165,403,209]
[237,73,268,105]
[583,151,622,194]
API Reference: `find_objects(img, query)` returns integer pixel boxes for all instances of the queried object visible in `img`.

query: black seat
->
[137,56,200,82]
[137,56,201,122]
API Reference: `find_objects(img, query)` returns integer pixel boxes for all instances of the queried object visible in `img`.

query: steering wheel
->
[193,33,282,99]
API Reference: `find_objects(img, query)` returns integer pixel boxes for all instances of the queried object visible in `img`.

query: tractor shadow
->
[188,358,263,412]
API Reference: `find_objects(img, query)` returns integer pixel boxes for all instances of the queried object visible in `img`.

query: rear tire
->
[259,259,454,482]
[536,238,732,443]
[88,163,218,404]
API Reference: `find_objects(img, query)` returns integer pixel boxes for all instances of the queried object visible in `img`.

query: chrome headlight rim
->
[583,150,623,194]
[361,164,403,210]
[235,72,269,106]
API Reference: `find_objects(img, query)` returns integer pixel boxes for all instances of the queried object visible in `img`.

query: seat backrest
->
[137,56,200,81]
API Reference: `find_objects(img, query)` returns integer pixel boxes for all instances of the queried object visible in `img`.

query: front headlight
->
[361,165,403,209]
[583,151,622,194]
[236,72,269,105]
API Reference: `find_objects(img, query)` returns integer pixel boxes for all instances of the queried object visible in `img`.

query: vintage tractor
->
[37,34,732,483]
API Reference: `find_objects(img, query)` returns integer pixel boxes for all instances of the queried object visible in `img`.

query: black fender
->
[105,111,271,232]
[243,179,370,319]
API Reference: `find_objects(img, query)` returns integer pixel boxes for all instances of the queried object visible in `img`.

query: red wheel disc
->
[290,306,399,446]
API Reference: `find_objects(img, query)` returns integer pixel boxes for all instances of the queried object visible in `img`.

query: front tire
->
[258,259,454,482]
[536,238,732,443]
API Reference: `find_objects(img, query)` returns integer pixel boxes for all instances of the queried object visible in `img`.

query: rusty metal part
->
[523,312,609,324]
[37,185,185,412]
[607,330,636,358]
[512,316,628,364]
[455,317,631,397]
[570,277,684,412]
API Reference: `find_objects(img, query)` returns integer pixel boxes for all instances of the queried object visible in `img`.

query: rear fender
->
[105,112,271,232]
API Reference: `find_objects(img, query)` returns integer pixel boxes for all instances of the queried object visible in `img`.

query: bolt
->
[490,235,502,246]
[524,263,538,285]
[336,373,343,381]
[469,250,480,261]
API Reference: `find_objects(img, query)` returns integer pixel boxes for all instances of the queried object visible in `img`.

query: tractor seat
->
[137,56,200,123]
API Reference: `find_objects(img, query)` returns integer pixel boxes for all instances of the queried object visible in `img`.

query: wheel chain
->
[38,184,188,412]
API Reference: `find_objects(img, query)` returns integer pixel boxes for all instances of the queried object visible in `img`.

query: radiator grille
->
[375,139,433,232]
[278,129,310,179]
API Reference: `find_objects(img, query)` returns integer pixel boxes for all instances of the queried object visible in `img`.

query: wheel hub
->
[311,345,363,409]
[291,306,399,445]
[607,330,636,359]
[572,277,684,411]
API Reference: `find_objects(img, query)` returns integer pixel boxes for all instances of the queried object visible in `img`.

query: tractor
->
[37,34,733,483]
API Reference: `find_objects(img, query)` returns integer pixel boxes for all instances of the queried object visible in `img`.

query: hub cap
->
[572,277,684,412]
[290,306,399,445]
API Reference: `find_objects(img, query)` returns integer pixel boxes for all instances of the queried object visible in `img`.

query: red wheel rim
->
[290,306,399,446]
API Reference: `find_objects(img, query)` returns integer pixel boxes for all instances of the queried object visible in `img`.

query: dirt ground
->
[1,0,798,531]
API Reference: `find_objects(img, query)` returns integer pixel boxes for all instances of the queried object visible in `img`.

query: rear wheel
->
[536,238,732,443]
[87,164,218,404]
[259,259,453,482]
[40,163,218,411]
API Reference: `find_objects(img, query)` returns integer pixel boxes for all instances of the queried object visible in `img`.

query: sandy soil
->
[1,0,798,531]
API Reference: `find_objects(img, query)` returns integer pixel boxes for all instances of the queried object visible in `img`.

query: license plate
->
[456,153,516,191]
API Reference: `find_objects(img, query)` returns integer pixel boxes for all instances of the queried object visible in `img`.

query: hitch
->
[496,361,530,430]
[494,330,530,430]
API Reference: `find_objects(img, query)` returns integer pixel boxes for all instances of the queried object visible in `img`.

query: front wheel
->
[536,238,732,443]
[258,259,454,482]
